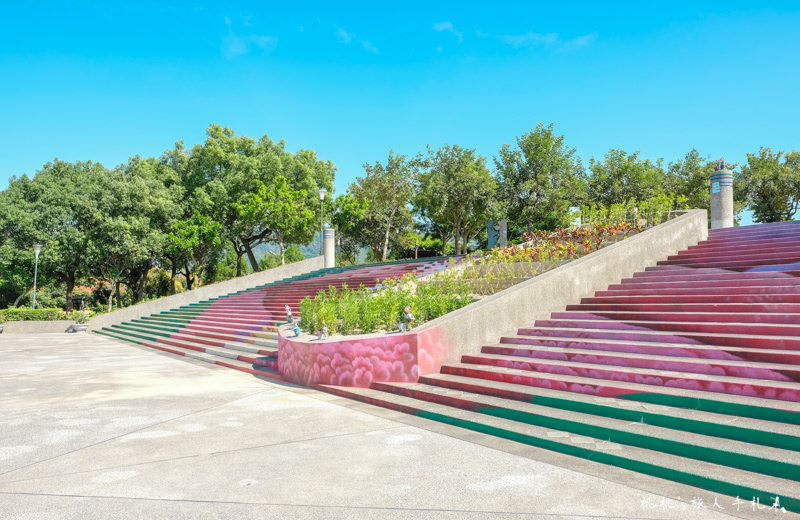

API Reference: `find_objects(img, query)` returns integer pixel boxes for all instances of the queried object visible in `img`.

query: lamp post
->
[319,188,327,256]
[32,244,42,310]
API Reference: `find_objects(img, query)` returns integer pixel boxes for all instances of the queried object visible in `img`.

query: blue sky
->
[1,1,798,203]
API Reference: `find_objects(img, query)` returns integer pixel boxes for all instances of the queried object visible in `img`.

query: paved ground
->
[0,334,795,520]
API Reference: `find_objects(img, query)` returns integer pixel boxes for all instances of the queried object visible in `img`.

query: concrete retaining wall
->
[88,256,324,332]
[2,321,79,334]
[276,210,708,387]
[416,209,708,370]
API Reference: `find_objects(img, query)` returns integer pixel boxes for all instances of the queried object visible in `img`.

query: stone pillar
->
[710,161,734,229]
[323,228,335,268]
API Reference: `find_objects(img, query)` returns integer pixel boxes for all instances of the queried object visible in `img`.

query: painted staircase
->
[95,257,455,380]
[324,222,800,512]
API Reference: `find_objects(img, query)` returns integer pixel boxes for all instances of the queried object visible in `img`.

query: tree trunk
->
[64,272,76,313]
[453,214,462,256]
[182,265,194,291]
[107,282,116,313]
[13,288,30,308]
[169,258,177,295]
[279,239,285,265]
[115,281,122,309]
[133,260,151,303]
[242,238,260,272]
[232,239,244,277]
[382,207,398,262]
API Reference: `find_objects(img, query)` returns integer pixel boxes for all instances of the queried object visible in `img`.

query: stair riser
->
[607,279,800,291]
[496,338,800,365]
[367,382,799,480]
[667,249,800,262]
[598,286,800,297]
[566,303,800,313]
[551,311,800,325]
[657,258,800,269]
[628,271,800,282]
[581,295,800,304]
[518,327,800,350]
[534,319,800,337]
[444,364,800,403]
[476,347,800,382]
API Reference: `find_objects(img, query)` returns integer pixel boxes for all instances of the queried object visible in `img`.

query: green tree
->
[187,124,334,273]
[588,150,666,207]
[234,176,315,265]
[351,152,415,261]
[330,192,369,265]
[165,211,223,290]
[737,148,800,222]
[0,160,105,311]
[416,144,496,255]
[495,123,586,233]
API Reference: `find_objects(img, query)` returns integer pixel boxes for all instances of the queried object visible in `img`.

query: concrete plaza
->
[0,334,793,520]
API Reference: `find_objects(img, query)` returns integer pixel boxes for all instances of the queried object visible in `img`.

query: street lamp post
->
[319,188,327,256]
[32,244,42,310]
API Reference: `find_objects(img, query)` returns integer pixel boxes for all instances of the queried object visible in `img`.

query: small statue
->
[322,321,328,340]
[398,306,415,332]
[293,322,301,337]
[285,304,293,324]
[715,157,727,171]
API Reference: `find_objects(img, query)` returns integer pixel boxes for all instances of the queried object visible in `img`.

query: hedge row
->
[0,308,67,322]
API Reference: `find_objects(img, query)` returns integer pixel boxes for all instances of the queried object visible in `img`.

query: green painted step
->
[419,374,798,451]
[326,385,800,513]
[375,382,800,480]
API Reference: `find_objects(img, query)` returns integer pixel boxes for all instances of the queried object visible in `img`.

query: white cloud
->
[361,40,378,54]
[433,21,464,43]
[498,31,597,51]
[560,32,598,51]
[500,31,558,48]
[222,16,277,59]
[336,27,354,43]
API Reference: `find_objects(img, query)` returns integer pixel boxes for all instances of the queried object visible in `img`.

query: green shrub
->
[299,273,473,335]
[0,308,65,322]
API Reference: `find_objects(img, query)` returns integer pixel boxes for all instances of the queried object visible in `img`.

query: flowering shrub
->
[297,220,644,335]
[299,273,473,335]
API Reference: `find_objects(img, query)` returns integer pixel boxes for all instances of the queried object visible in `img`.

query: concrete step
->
[581,294,800,304]
[439,362,800,413]
[597,285,800,297]
[606,278,800,291]
[368,380,800,478]
[138,339,282,380]
[533,318,800,338]
[657,256,800,269]
[551,310,800,325]
[500,333,800,365]
[669,244,800,260]
[567,302,800,313]
[518,325,800,350]
[417,373,800,443]
[320,384,800,510]
[628,269,800,282]
[482,343,800,382]
[459,352,800,402]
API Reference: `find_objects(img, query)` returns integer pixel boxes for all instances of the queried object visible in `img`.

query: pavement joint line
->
[0,387,278,480]
[0,491,666,518]
[0,421,410,486]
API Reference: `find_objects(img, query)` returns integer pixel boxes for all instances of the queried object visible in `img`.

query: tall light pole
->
[319,188,327,256]
[32,244,42,309]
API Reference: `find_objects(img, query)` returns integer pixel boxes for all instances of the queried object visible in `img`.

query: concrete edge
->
[1,321,80,334]
[416,209,708,369]
[88,256,324,332]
